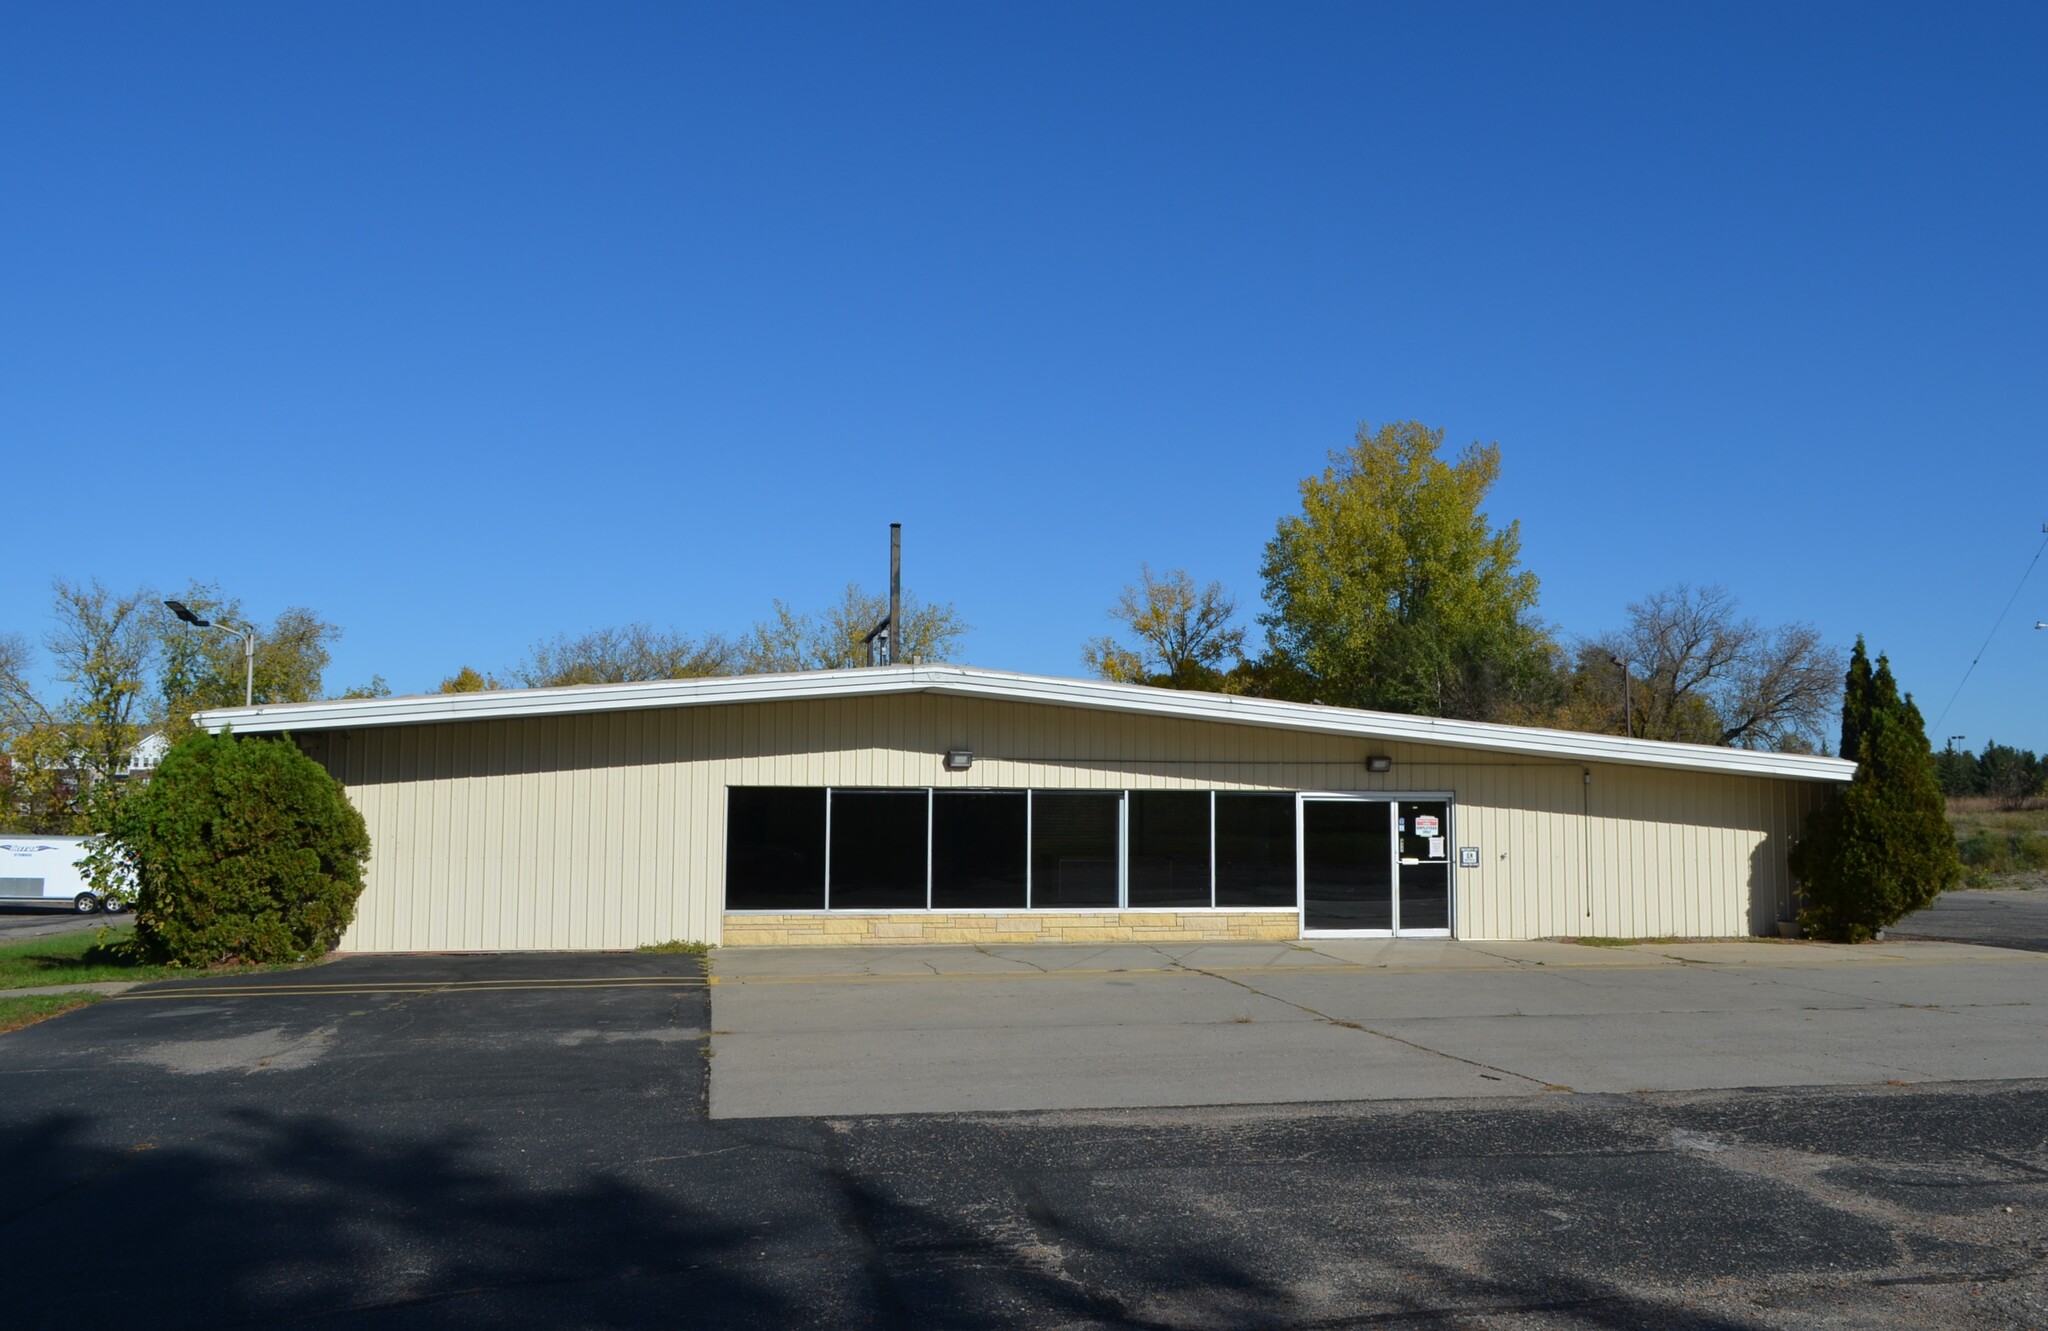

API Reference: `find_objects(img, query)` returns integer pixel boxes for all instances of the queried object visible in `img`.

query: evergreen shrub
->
[1790,640,1960,941]
[94,730,370,966]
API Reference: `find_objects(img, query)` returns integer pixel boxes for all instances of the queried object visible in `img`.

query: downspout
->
[1582,768,1593,922]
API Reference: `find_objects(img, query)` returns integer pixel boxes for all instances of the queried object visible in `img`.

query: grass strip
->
[0,926,312,989]
[0,992,101,1034]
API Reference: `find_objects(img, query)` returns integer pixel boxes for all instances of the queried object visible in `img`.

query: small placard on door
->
[1458,846,1480,868]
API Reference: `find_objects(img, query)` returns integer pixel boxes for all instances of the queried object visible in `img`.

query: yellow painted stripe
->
[113,978,707,1000]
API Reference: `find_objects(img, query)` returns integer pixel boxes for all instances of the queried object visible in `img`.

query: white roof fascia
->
[193,664,1856,783]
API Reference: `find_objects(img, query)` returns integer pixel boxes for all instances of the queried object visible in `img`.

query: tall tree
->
[1790,645,1960,940]
[1977,741,2045,809]
[47,578,156,787]
[0,580,156,831]
[1082,565,1246,691]
[1586,586,1843,751]
[438,666,500,694]
[1258,421,1554,719]
[1931,739,1980,798]
[1838,636,1876,763]
[3,580,353,831]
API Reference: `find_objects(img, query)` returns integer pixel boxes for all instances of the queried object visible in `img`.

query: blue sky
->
[4,3,2044,749]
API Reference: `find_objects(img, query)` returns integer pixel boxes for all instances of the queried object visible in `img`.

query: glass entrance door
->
[1301,796,1454,936]
[1394,799,1452,934]
[1301,799,1393,931]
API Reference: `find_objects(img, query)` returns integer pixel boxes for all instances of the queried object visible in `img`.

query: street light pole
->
[1607,655,1632,738]
[164,600,256,707]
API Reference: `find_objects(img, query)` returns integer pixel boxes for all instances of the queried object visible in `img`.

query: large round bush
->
[113,731,370,966]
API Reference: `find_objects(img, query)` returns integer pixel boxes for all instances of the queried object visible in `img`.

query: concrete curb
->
[0,982,141,1000]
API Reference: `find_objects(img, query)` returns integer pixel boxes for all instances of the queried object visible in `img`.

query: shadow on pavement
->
[808,1122,1785,1330]
[8,946,2025,1329]
[5,1109,801,1329]
[2,1102,1799,1330]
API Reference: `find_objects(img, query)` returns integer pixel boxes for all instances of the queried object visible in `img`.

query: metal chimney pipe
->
[889,523,902,666]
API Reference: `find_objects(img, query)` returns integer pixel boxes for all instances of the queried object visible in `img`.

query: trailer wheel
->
[102,897,128,915]
[73,892,100,915]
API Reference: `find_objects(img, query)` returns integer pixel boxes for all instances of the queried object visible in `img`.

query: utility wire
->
[1931,522,2048,732]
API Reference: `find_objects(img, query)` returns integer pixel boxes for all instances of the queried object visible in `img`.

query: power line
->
[1931,522,2048,732]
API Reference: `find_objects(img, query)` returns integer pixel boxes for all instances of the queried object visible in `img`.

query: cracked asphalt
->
[2,950,2044,1328]
[707,937,2048,1116]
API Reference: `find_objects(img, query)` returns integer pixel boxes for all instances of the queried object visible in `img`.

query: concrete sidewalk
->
[707,937,2048,1117]
[0,981,138,999]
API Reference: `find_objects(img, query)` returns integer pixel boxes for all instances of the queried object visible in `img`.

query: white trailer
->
[0,837,129,914]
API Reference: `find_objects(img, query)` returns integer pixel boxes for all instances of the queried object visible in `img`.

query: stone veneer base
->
[720,910,1301,947]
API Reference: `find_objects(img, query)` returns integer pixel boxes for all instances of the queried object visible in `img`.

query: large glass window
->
[1030,792,1121,908]
[931,791,1028,908]
[723,785,1330,914]
[726,788,827,910]
[1127,791,1211,907]
[828,790,929,909]
[1215,793,1298,907]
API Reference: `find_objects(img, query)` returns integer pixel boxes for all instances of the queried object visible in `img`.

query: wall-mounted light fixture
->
[1365,755,1393,773]
[944,749,974,771]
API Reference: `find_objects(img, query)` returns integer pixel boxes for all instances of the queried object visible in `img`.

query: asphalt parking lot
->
[2,949,2044,1329]
[0,900,124,941]
[1895,888,2048,952]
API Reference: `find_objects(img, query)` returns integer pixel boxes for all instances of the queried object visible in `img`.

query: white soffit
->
[192,664,1857,783]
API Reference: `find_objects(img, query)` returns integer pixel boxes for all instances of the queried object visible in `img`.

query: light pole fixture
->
[164,600,256,707]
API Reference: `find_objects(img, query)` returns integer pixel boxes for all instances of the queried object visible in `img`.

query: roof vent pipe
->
[862,522,904,668]
[889,522,901,666]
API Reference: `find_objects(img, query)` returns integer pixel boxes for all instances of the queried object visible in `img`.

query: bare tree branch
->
[1586,585,1841,751]
[511,623,737,687]
[0,631,52,735]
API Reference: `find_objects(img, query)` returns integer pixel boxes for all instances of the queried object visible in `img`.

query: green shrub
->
[1791,641,1960,941]
[91,731,370,966]
[1958,829,2048,875]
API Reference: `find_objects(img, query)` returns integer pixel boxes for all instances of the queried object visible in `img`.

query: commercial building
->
[195,665,1850,951]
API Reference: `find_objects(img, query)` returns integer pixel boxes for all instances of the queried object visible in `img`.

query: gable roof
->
[193,664,1854,782]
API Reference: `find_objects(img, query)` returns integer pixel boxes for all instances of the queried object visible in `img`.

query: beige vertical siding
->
[297,695,1835,951]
